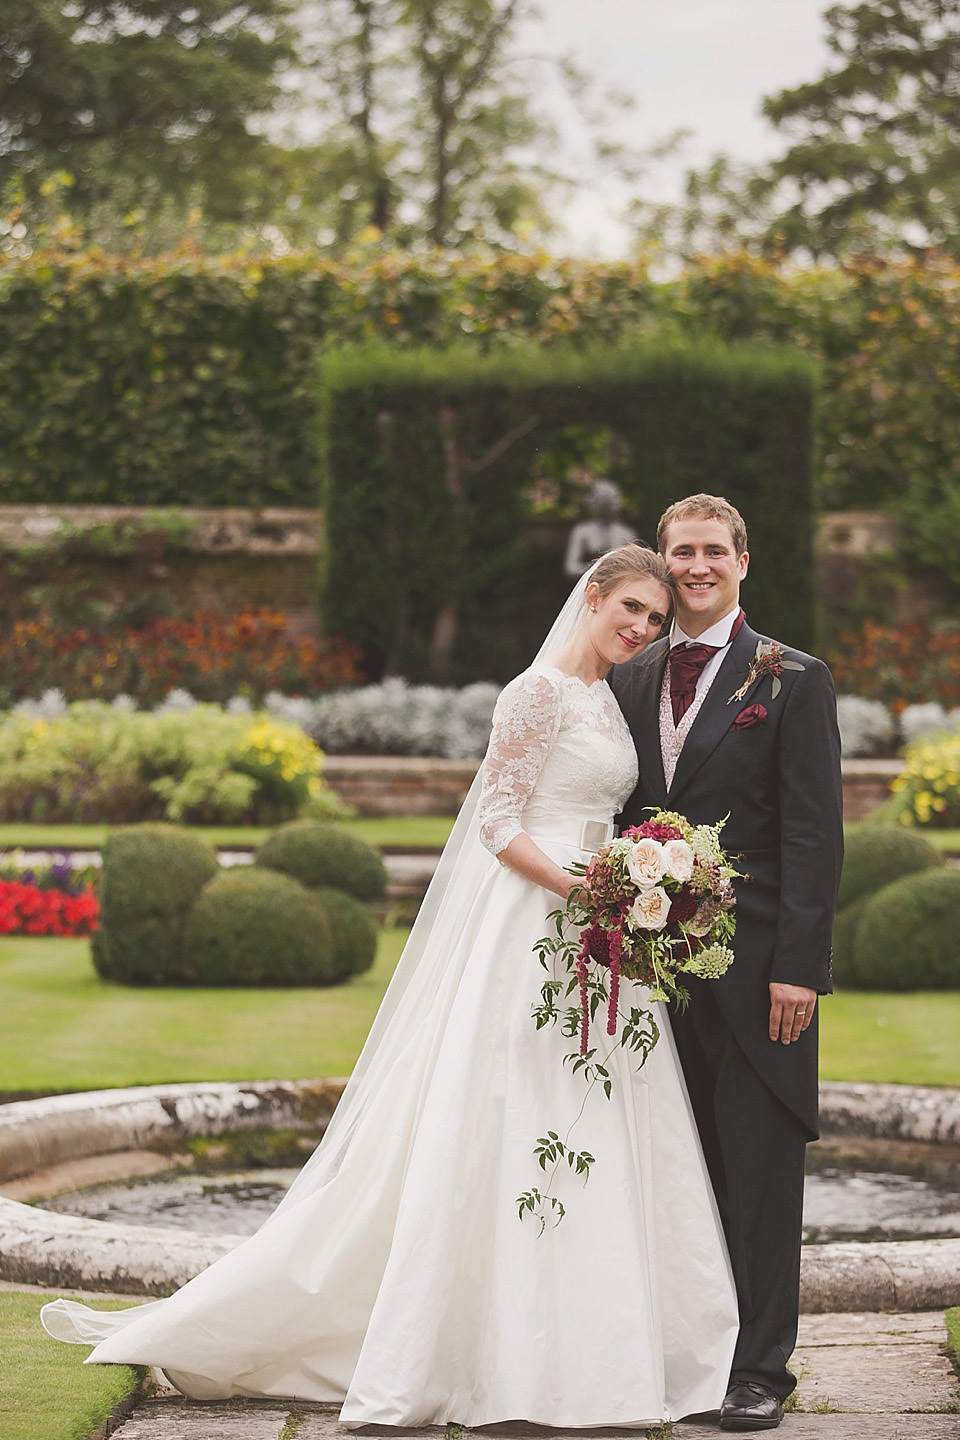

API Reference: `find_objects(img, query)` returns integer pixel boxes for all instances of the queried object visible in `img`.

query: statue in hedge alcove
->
[564,479,636,578]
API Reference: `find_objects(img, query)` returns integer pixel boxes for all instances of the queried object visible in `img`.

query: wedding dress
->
[42,661,738,1427]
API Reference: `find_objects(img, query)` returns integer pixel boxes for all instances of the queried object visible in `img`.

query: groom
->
[610,494,843,1432]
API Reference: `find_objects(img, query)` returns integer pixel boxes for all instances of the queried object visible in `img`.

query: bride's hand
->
[565,877,590,903]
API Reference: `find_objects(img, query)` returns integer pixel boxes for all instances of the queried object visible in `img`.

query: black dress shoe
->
[719,1381,783,1431]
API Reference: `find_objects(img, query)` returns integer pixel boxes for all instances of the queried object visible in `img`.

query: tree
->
[761,0,960,258]
[0,0,295,217]
[629,0,960,263]
[282,0,646,250]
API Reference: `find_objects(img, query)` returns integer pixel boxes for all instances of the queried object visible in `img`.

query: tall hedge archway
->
[320,340,817,683]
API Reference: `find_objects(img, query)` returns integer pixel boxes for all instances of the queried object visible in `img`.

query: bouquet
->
[519,810,740,1230]
[566,810,739,1047]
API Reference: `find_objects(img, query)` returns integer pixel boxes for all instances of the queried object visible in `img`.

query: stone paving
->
[102,1310,959,1440]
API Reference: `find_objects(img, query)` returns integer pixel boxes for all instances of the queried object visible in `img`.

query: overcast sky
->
[521,0,836,256]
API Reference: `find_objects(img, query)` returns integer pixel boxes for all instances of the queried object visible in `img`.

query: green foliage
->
[0,0,294,217]
[836,823,943,908]
[0,250,659,507]
[0,703,337,825]
[321,338,817,680]
[255,818,388,900]
[182,867,344,986]
[892,729,960,825]
[314,885,378,977]
[3,243,960,597]
[0,251,341,506]
[852,866,960,989]
[91,824,219,985]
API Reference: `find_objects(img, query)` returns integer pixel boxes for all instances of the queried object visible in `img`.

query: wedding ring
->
[796,1010,806,1015]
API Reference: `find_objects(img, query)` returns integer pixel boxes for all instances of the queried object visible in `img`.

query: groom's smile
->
[661,517,749,636]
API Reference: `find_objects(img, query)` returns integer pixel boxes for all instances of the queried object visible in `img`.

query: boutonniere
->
[727,640,804,704]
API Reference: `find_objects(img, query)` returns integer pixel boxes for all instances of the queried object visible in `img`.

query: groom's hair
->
[657,494,748,556]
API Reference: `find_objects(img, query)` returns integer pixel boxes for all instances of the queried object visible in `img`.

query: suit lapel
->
[619,639,670,808]
[668,622,762,801]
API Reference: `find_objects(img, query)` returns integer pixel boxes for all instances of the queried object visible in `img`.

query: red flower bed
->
[0,609,365,708]
[828,621,960,712]
[0,878,99,937]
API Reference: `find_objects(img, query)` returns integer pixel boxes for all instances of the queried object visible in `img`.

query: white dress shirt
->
[669,607,742,700]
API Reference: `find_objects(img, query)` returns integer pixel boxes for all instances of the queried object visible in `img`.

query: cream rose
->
[627,838,665,888]
[630,885,671,931]
[662,838,695,883]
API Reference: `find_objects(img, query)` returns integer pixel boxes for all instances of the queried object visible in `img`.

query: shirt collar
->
[670,606,742,650]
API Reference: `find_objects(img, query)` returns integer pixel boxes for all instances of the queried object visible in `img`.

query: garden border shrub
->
[319,339,817,681]
[92,824,219,985]
[852,867,960,990]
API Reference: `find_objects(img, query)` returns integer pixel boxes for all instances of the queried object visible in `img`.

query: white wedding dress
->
[43,664,738,1427]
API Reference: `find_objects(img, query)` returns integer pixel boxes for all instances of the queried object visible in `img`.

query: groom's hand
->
[768,983,817,1045]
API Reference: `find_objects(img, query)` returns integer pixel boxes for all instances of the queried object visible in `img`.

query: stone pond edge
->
[1,1079,958,1312]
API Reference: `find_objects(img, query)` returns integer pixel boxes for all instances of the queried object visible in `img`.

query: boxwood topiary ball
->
[837,824,943,911]
[830,898,867,989]
[182,868,348,986]
[255,819,387,901]
[313,886,378,978]
[92,823,220,985]
[852,867,960,990]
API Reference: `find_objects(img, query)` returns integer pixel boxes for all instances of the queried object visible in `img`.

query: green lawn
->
[0,931,405,1092]
[0,1290,140,1440]
[0,933,957,1094]
[819,990,960,1087]
[0,816,454,853]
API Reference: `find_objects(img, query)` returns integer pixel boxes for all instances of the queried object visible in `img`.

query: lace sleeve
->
[477,670,563,857]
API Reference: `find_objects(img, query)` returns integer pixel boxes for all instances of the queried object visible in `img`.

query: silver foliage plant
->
[266,679,501,759]
[899,701,960,747]
[835,696,896,758]
[836,696,960,756]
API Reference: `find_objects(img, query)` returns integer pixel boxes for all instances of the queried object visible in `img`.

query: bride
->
[42,544,738,1428]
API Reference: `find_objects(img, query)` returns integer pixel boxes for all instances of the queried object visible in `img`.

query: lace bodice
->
[478,665,639,856]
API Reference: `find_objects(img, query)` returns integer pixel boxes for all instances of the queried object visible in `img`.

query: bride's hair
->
[590,543,674,600]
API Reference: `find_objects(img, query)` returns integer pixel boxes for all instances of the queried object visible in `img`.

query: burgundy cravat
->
[669,609,746,726]
[669,643,720,726]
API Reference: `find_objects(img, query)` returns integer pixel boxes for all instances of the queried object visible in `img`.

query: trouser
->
[671,979,808,1401]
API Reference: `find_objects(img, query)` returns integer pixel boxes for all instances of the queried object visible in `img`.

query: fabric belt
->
[524,818,615,854]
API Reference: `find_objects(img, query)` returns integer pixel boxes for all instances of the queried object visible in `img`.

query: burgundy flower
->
[582,923,621,967]
[667,887,698,925]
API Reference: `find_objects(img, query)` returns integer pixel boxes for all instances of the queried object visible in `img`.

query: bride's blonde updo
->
[588,543,675,602]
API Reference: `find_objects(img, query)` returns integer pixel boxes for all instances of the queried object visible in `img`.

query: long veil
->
[41,564,596,1347]
[270,562,595,1209]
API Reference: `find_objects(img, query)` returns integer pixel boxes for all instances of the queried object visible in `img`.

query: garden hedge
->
[255,819,388,901]
[183,868,342,986]
[851,867,960,990]
[0,251,656,510]
[836,824,943,910]
[93,820,382,987]
[320,341,817,681]
[92,824,219,984]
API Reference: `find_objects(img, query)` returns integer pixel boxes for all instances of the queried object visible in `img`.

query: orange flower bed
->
[0,609,364,707]
[828,621,960,712]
